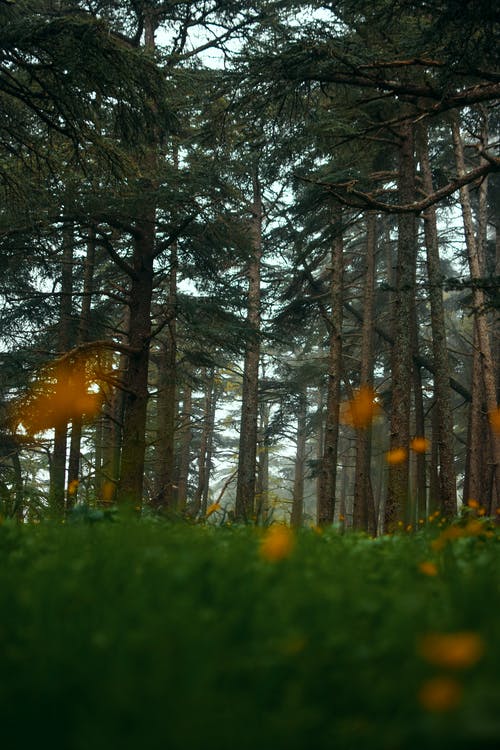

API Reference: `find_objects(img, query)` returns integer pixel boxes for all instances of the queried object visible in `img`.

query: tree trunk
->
[452,114,500,511]
[192,371,215,517]
[153,263,178,511]
[117,13,158,508]
[50,222,74,514]
[235,170,262,522]
[176,383,192,511]
[67,224,96,509]
[317,213,343,526]
[385,120,416,531]
[411,324,427,524]
[291,388,307,528]
[255,396,270,523]
[353,212,376,533]
[417,123,457,517]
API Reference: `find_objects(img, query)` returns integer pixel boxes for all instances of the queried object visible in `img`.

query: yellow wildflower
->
[418,677,462,713]
[260,525,294,562]
[464,519,485,536]
[488,407,500,433]
[410,436,430,453]
[419,561,438,577]
[419,632,484,669]
[340,386,380,428]
[385,447,407,465]
[206,502,222,518]
[102,481,115,504]
[467,498,480,509]
[67,479,79,496]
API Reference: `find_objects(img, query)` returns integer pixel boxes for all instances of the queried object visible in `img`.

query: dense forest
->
[1,0,499,531]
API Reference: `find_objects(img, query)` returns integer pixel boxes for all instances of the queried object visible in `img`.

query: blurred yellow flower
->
[206,502,222,518]
[467,498,480,509]
[67,479,79,496]
[431,525,465,550]
[15,357,103,435]
[102,481,116,504]
[386,447,407,465]
[419,561,438,577]
[464,519,484,536]
[418,676,462,712]
[419,632,484,669]
[488,407,500,433]
[340,386,380,429]
[260,525,294,562]
[410,436,430,453]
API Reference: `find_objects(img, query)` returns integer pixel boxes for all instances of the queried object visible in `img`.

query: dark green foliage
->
[0,521,499,749]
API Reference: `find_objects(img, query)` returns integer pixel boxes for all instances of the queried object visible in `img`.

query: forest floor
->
[0,512,499,750]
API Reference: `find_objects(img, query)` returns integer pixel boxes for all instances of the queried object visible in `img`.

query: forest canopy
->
[0,0,499,530]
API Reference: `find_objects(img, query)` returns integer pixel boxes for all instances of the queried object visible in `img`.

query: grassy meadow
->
[0,513,499,750]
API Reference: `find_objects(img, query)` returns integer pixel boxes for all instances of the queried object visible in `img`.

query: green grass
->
[0,516,499,749]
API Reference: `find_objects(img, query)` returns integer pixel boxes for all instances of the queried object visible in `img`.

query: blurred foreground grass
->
[0,515,499,749]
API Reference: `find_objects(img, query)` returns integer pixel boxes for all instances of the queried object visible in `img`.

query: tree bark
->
[235,169,262,522]
[192,371,215,517]
[417,123,457,517]
[291,388,307,528]
[50,221,74,514]
[117,13,158,508]
[175,383,192,511]
[385,120,416,531]
[255,396,270,523]
[317,213,343,526]
[353,212,376,533]
[67,224,96,509]
[452,113,500,511]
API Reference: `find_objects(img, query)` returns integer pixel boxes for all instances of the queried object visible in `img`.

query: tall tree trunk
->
[176,383,192,511]
[385,120,416,531]
[353,212,376,533]
[67,224,96,509]
[153,260,178,511]
[463,325,489,506]
[417,123,457,517]
[291,388,307,528]
[452,113,500,510]
[235,170,262,522]
[117,14,158,508]
[318,213,344,526]
[153,140,179,510]
[192,371,215,517]
[50,222,74,514]
[256,397,270,523]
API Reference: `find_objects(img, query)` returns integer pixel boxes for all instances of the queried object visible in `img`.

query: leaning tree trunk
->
[452,113,500,511]
[234,169,262,522]
[353,212,377,533]
[317,212,344,526]
[417,123,457,517]
[385,120,417,531]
